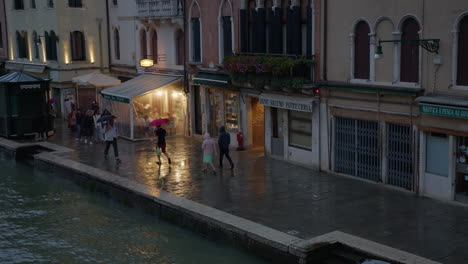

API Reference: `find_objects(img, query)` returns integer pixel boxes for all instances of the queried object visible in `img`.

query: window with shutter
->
[69,0,82,8]
[151,30,158,63]
[223,16,232,57]
[50,31,57,60]
[0,23,3,49]
[33,31,39,59]
[31,0,36,9]
[16,31,22,58]
[354,21,370,79]
[47,0,53,8]
[176,29,184,65]
[457,16,468,86]
[14,0,24,10]
[45,31,51,60]
[140,29,147,60]
[400,18,420,83]
[191,18,201,62]
[114,29,120,60]
[71,31,86,61]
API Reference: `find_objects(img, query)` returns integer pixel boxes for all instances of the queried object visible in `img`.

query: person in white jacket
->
[103,119,121,163]
[92,110,102,142]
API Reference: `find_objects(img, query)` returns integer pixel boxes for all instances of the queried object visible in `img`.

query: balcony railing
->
[137,0,182,18]
[223,53,315,93]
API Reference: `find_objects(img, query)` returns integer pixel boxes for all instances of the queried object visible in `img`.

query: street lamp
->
[139,58,154,68]
[374,38,440,59]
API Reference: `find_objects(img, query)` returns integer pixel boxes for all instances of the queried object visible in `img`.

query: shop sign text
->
[420,104,468,119]
[102,94,130,104]
[259,98,312,112]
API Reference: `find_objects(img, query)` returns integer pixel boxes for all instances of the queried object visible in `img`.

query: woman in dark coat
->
[81,110,95,144]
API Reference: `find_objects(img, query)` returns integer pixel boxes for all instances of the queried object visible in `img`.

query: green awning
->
[193,73,229,88]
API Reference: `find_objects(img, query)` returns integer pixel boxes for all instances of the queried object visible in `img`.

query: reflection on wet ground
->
[48,121,468,264]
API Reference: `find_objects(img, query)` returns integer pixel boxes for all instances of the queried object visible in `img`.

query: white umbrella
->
[72,72,121,87]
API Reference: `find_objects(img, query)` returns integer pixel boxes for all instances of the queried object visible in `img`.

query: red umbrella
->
[149,118,169,127]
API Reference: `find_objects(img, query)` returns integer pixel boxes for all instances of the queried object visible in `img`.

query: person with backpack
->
[218,126,234,169]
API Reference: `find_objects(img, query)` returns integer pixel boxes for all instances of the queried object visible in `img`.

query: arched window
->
[16,31,28,59]
[32,31,39,59]
[457,16,468,86]
[50,31,57,60]
[150,29,158,63]
[176,29,184,65]
[400,18,420,83]
[219,0,233,60]
[140,29,147,60]
[190,1,201,62]
[70,31,86,61]
[114,29,120,60]
[354,21,370,79]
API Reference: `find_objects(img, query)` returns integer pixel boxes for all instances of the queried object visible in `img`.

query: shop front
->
[100,74,186,141]
[190,73,240,141]
[417,95,468,202]
[319,84,421,190]
[259,92,319,167]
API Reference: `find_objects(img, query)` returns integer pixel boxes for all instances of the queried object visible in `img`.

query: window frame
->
[175,29,184,66]
[14,0,24,10]
[353,21,371,80]
[288,110,312,151]
[70,31,86,61]
[139,29,147,60]
[150,29,158,63]
[399,17,420,84]
[68,0,83,8]
[453,14,468,89]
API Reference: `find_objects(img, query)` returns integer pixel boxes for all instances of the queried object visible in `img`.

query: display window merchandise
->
[224,92,239,132]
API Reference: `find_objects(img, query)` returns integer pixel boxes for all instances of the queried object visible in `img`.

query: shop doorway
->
[208,90,223,137]
[193,86,203,135]
[456,136,468,203]
[248,97,264,149]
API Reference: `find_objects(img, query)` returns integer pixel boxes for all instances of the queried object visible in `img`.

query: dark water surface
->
[0,152,267,264]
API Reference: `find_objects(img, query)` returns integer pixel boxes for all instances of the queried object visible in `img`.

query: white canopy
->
[72,72,121,87]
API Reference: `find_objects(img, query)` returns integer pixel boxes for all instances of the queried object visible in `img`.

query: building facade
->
[5,0,109,118]
[0,0,8,71]
[319,0,468,203]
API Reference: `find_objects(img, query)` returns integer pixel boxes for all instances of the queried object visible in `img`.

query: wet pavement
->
[47,121,468,264]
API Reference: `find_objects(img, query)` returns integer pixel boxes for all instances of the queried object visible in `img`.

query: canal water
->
[0,152,268,264]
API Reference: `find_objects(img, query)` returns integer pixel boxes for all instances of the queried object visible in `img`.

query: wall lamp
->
[375,38,440,59]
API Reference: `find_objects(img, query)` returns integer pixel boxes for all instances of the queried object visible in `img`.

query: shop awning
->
[193,72,229,88]
[259,93,316,112]
[100,74,181,104]
[417,94,468,119]
[72,72,121,87]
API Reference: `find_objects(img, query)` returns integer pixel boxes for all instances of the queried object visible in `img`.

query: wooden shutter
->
[354,21,370,79]
[191,18,201,62]
[176,30,184,65]
[70,32,75,60]
[240,9,248,52]
[79,32,86,60]
[457,16,468,86]
[256,8,266,53]
[115,29,120,60]
[16,32,22,58]
[151,31,158,63]
[291,5,301,55]
[223,16,232,57]
[400,18,420,83]
[51,31,57,60]
[140,30,146,59]
[45,31,51,60]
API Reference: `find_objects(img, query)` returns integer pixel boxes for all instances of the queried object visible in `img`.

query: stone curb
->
[0,138,441,264]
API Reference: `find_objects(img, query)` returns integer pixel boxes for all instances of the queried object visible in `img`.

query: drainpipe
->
[321,0,327,81]
[105,0,112,73]
[3,0,8,64]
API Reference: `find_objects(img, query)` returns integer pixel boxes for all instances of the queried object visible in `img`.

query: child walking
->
[202,132,217,174]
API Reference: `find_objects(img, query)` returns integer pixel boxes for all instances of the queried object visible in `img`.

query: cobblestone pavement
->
[47,121,468,264]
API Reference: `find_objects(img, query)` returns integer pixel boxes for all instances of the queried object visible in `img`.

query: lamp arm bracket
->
[378,38,440,54]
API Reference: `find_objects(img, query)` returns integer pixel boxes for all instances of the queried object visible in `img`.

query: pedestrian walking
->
[202,132,217,174]
[218,126,234,169]
[93,110,102,142]
[75,108,83,141]
[82,110,94,144]
[64,98,75,129]
[155,125,172,165]
[103,119,121,163]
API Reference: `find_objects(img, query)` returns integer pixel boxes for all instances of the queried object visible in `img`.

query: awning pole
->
[130,101,134,140]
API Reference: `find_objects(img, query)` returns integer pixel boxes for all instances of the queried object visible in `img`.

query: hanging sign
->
[101,93,130,104]
[259,94,314,112]
[420,104,468,119]
[20,84,41,89]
